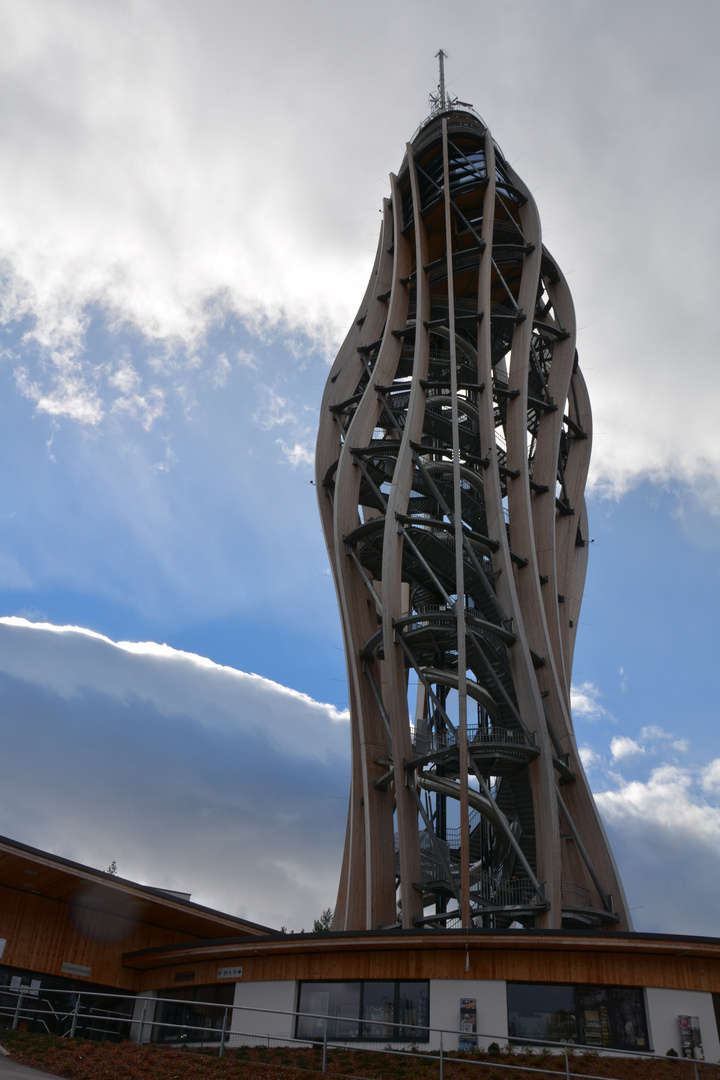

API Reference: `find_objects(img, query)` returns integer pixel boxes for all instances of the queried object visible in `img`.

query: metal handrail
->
[412,726,529,755]
[0,984,703,1079]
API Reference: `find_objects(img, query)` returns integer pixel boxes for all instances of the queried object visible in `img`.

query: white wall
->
[429,979,508,1052]
[645,987,720,1062]
[231,979,297,1046]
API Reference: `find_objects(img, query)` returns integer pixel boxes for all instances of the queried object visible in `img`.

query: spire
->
[429,49,459,115]
[437,48,447,108]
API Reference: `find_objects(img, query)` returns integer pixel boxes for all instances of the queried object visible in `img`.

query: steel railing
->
[0,984,711,1080]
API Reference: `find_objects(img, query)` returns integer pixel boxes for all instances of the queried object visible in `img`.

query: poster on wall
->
[459,998,477,1051]
[679,1015,704,1060]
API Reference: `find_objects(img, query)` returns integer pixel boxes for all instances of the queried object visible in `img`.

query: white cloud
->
[15,358,105,425]
[701,758,720,794]
[578,745,600,769]
[1,0,720,511]
[610,735,645,760]
[571,681,612,723]
[640,725,671,740]
[597,764,720,933]
[253,389,296,431]
[0,619,350,928]
[277,437,315,469]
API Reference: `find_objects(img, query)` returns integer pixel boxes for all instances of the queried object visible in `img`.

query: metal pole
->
[70,995,81,1039]
[694,1060,699,1080]
[322,1024,328,1074]
[136,1005,146,1046]
[12,993,23,1030]
[564,1044,570,1079]
[219,1009,228,1058]
[439,1031,443,1080]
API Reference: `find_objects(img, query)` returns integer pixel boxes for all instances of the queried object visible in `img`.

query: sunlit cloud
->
[277,437,315,468]
[1,0,719,509]
[578,745,600,769]
[571,681,613,723]
[596,763,720,934]
[610,735,645,760]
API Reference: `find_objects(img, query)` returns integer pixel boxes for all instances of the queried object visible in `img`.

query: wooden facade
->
[0,834,273,992]
[124,931,720,997]
[3,830,720,1048]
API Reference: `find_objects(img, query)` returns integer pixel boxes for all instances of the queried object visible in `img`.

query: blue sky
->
[2,0,720,934]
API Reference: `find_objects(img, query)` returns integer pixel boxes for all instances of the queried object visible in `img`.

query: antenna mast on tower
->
[429,49,458,115]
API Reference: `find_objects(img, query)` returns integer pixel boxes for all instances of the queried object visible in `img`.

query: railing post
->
[219,1008,228,1058]
[322,1023,328,1074]
[564,1043,570,1079]
[136,1005,146,1046]
[70,995,81,1039]
[439,1030,443,1080]
[12,992,23,1030]
[694,1060,699,1080]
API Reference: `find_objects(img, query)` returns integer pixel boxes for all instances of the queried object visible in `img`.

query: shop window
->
[507,983,648,1051]
[507,983,577,1043]
[0,965,133,1041]
[296,980,429,1042]
[153,983,234,1045]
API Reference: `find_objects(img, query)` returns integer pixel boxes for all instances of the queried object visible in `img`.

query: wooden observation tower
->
[316,55,630,933]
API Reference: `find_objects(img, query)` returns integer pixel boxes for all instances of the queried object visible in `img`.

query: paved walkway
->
[0,1051,63,1080]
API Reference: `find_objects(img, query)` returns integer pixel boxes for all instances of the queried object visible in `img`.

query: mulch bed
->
[1,1030,717,1080]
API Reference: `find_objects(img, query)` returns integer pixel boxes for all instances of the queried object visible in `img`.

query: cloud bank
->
[1,618,719,937]
[0,618,349,930]
[2,0,720,506]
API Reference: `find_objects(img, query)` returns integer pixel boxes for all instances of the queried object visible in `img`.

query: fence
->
[0,984,713,1080]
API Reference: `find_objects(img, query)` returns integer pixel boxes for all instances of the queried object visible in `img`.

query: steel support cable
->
[396,522,454,607]
[490,257,523,314]
[345,545,384,616]
[446,137,488,183]
[394,631,458,738]
[414,161,486,249]
[362,660,394,749]
[375,388,406,439]
[529,337,553,403]
[410,457,455,521]
[465,627,530,738]
[408,784,462,907]
[555,787,612,913]
[460,532,510,627]
[467,758,541,893]
[351,455,389,513]
[493,188,528,244]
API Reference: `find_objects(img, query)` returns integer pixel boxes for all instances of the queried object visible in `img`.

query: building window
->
[296,980,429,1042]
[153,983,234,1045]
[507,983,649,1051]
[0,965,133,1041]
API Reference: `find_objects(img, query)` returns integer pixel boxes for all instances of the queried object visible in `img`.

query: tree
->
[105,860,117,875]
[312,908,333,933]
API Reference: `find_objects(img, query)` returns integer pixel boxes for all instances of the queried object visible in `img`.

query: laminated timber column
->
[441,117,470,927]
[317,80,632,932]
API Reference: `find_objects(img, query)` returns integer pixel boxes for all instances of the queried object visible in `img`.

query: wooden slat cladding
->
[0,837,271,940]
[0,883,244,990]
[129,934,720,995]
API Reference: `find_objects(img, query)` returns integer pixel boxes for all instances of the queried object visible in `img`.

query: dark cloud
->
[0,620,349,928]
